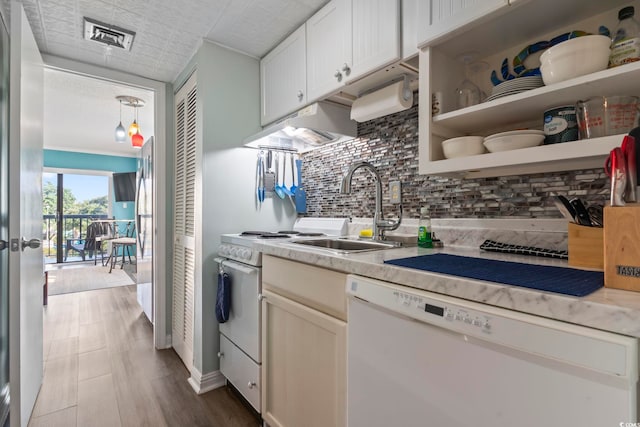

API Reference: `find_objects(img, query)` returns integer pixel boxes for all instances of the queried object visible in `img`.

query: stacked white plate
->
[485,76,544,102]
[483,130,545,152]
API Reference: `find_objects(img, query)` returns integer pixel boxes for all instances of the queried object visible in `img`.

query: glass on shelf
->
[455,53,488,109]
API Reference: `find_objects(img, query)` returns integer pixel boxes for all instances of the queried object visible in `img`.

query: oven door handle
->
[214,257,258,275]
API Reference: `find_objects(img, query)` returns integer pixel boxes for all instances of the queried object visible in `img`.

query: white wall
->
[173,40,296,377]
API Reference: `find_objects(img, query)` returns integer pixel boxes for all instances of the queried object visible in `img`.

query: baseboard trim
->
[188,367,226,395]
[156,334,172,350]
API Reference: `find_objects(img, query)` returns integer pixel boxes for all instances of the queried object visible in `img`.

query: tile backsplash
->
[301,93,610,220]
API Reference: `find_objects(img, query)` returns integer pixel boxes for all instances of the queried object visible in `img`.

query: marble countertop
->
[256,239,640,338]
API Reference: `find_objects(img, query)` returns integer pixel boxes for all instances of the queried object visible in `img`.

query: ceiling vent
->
[83,17,135,51]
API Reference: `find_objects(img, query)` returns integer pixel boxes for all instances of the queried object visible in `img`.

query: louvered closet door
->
[172,73,197,371]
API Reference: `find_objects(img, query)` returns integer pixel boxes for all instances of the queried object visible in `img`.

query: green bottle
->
[418,207,433,248]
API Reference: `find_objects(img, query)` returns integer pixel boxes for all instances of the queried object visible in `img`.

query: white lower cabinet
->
[261,290,346,427]
[261,255,347,427]
[219,334,261,412]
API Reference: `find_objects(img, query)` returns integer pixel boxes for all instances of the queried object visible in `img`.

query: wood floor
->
[30,284,260,427]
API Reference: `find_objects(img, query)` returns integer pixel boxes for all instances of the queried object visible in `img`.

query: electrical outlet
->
[389,181,401,204]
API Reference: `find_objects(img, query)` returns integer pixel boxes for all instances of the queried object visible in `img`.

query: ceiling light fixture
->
[115,95,145,148]
[114,100,126,143]
[84,17,136,51]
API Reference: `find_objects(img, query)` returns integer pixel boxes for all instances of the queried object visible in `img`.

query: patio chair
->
[64,222,103,262]
[93,221,115,265]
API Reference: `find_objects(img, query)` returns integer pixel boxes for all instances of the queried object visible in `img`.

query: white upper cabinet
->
[307,0,401,101]
[417,0,509,47]
[306,0,352,101]
[349,0,401,82]
[260,25,307,125]
[402,0,418,60]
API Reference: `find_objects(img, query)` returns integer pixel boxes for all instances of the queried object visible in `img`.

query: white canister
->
[543,106,578,144]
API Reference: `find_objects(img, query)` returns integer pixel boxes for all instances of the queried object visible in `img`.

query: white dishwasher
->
[346,275,639,427]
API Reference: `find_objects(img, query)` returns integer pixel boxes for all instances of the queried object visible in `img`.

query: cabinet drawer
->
[262,255,347,321]
[219,334,261,412]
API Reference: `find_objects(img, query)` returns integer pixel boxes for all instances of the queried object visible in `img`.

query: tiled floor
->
[30,283,260,427]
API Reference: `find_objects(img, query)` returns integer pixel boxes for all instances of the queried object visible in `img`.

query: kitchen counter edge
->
[256,241,640,338]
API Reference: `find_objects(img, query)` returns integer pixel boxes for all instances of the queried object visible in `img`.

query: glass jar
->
[609,6,640,67]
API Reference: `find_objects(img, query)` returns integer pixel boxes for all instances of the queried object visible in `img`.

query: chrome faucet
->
[340,161,402,241]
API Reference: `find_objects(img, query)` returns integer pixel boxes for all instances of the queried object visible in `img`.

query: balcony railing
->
[43,214,109,263]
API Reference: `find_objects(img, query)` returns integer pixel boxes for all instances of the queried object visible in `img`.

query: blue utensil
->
[282,152,293,196]
[290,153,298,195]
[256,152,265,203]
[274,152,286,199]
[294,159,306,213]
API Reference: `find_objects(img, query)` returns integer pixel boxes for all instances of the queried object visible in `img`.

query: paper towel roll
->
[350,80,413,122]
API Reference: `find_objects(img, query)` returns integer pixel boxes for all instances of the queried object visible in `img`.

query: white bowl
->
[442,136,486,159]
[483,134,545,152]
[484,129,545,141]
[539,35,610,85]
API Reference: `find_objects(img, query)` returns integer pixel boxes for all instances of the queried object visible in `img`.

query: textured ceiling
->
[17,0,329,83]
[8,0,328,158]
[44,68,155,157]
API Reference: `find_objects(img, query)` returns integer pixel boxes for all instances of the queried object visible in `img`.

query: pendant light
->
[115,95,146,144]
[114,100,126,143]
[132,130,144,147]
[131,105,144,148]
[128,117,139,137]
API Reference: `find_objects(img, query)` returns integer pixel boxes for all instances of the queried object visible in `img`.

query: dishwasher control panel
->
[391,288,493,334]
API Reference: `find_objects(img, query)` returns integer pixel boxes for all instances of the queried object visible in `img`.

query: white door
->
[0,10,10,427]
[306,0,352,101]
[349,0,401,82]
[136,137,153,323]
[8,3,44,426]
[172,73,197,371]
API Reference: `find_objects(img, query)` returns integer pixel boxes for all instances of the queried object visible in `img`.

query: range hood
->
[244,102,357,152]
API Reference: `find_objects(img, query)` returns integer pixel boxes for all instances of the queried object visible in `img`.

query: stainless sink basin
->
[291,238,400,253]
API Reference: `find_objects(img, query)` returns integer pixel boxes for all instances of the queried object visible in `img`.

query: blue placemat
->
[384,254,603,297]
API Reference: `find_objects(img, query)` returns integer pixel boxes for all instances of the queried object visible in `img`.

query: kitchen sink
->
[291,238,401,253]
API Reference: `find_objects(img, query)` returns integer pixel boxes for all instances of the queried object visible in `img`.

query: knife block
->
[568,223,603,270]
[604,204,640,291]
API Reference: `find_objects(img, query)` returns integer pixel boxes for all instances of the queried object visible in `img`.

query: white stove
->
[216,217,348,413]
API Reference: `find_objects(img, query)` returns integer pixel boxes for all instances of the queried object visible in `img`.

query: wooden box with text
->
[604,205,640,291]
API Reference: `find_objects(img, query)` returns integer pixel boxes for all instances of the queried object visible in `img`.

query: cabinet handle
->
[297,90,304,101]
[258,293,265,301]
[217,351,224,358]
[334,70,342,81]
[248,381,257,389]
[341,63,351,76]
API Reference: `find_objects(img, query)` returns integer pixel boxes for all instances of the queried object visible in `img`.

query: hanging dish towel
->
[216,271,231,323]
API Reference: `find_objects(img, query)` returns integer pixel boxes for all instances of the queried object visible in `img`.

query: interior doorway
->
[41,56,168,349]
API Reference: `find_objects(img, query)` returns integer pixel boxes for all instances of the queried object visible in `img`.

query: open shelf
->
[421,135,622,179]
[433,62,640,133]
[418,0,636,179]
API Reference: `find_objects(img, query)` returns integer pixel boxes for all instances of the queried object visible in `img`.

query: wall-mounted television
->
[113,172,136,202]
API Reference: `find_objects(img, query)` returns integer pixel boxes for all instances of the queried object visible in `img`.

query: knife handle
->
[570,199,592,227]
